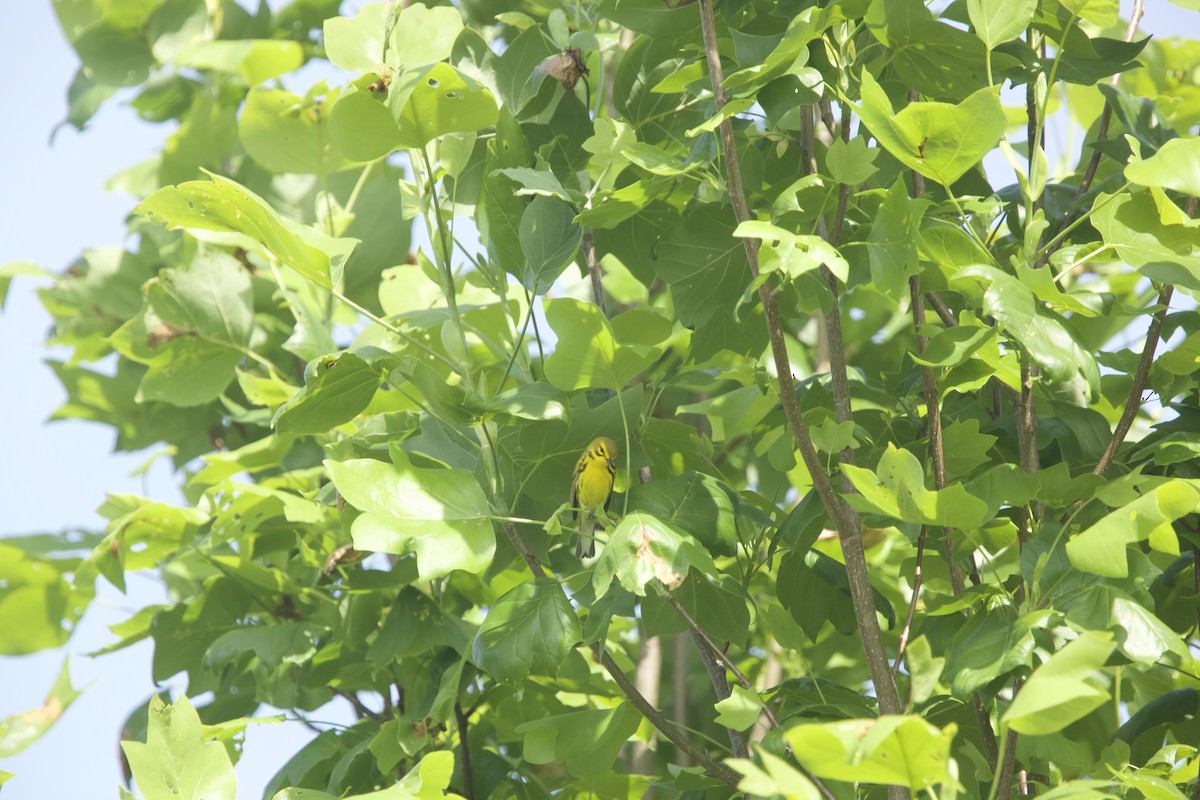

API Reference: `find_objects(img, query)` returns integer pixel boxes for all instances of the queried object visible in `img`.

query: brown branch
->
[333,689,378,721]
[1044,0,1146,265]
[694,0,903,724]
[689,627,749,760]
[669,595,837,800]
[925,292,956,327]
[996,727,1021,799]
[893,525,927,677]
[910,235,996,770]
[454,702,475,800]
[828,102,853,245]
[582,230,608,316]
[601,648,742,785]
[923,292,1021,407]
[667,594,763,711]
[1093,284,1174,476]
[500,523,740,788]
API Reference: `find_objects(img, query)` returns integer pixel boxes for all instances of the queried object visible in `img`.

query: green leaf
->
[543,298,666,391]
[729,750,822,800]
[951,265,1099,402]
[205,622,318,671]
[1066,480,1200,578]
[592,512,719,598]
[842,444,990,528]
[136,172,349,289]
[517,705,642,777]
[663,573,752,643]
[0,261,52,310]
[733,221,849,283]
[627,472,740,557]
[654,205,751,327]
[825,136,880,185]
[944,605,1037,695]
[865,178,929,298]
[1060,0,1119,27]
[715,685,764,730]
[368,587,472,664]
[121,695,237,800]
[274,353,382,434]
[911,323,996,368]
[492,167,578,203]
[905,636,945,706]
[967,0,1037,47]
[172,40,304,85]
[326,452,495,579]
[785,716,956,791]
[109,252,253,407]
[854,71,1005,184]
[329,88,405,162]
[385,3,464,69]
[0,658,81,756]
[323,2,390,72]
[239,87,351,175]
[1125,137,1200,196]
[395,63,499,148]
[1114,689,1200,745]
[865,0,986,100]
[576,177,674,229]
[1003,631,1115,734]
[517,197,582,294]
[472,578,581,685]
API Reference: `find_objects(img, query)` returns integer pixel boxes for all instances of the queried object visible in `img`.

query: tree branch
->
[695,0,902,725]
[668,594,837,800]
[500,523,741,788]
[893,524,926,677]
[454,702,475,800]
[689,627,749,760]
[1093,284,1174,476]
[582,230,608,317]
[1043,0,1146,265]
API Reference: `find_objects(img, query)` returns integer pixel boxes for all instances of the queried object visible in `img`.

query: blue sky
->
[1,0,1195,798]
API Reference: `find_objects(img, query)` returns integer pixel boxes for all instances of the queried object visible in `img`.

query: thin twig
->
[454,702,475,800]
[924,292,956,327]
[582,230,608,316]
[500,523,740,787]
[828,102,852,245]
[690,628,749,759]
[669,598,837,800]
[1093,284,1174,476]
[893,525,927,676]
[667,595,763,715]
[333,689,377,721]
[1043,0,1146,265]
[601,648,742,785]
[923,291,1021,405]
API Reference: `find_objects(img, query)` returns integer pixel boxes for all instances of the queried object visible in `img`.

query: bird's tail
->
[576,512,596,558]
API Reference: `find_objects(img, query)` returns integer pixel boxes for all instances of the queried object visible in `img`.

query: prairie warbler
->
[570,436,618,557]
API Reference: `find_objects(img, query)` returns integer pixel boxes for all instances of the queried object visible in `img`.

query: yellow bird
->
[570,436,618,558]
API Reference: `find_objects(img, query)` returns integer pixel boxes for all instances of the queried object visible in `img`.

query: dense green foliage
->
[2,0,1200,797]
